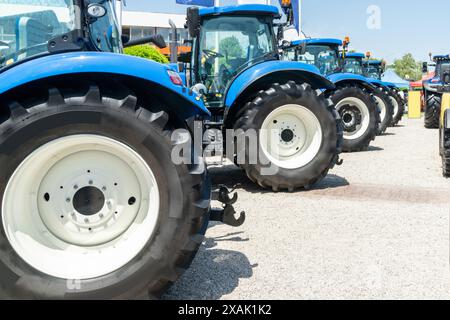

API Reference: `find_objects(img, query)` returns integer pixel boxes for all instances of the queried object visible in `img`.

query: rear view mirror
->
[297,43,306,55]
[422,62,429,73]
[186,7,200,38]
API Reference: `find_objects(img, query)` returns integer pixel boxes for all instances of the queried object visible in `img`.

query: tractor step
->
[204,121,223,126]
[209,186,245,227]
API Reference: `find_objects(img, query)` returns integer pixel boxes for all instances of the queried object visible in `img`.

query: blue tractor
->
[179,4,343,191]
[363,58,406,126]
[282,38,380,152]
[0,0,244,299]
[422,55,450,128]
[343,52,395,134]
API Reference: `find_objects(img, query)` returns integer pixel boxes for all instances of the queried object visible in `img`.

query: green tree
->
[392,53,422,81]
[219,36,243,59]
[124,45,169,64]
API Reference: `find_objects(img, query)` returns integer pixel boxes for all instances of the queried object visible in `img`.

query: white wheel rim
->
[2,135,160,280]
[390,96,399,119]
[374,95,387,123]
[335,97,370,140]
[260,104,323,169]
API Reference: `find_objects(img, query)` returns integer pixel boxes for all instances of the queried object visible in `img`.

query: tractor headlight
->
[86,4,107,19]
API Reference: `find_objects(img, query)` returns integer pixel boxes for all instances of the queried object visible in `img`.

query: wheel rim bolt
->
[89,180,93,185]
[66,198,71,203]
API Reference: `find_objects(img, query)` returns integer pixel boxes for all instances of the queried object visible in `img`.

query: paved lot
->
[164,118,450,300]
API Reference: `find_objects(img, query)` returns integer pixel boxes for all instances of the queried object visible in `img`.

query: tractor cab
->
[0,0,123,70]
[364,59,384,80]
[434,55,450,80]
[186,5,280,109]
[427,55,450,86]
[283,38,342,76]
[423,55,450,94]
[342,52,366,75]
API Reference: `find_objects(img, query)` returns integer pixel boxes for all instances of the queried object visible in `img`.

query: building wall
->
[122,11,188,44]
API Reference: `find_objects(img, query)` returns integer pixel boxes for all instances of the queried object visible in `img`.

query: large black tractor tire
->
[388,89,405,127]
[424,93,441,129]
[373,87,394,135]
[441,114,450,177]
[233,81,343,192]
[0,79,209,299]
[442,131,450,177]
[442,148,450,178]
[328,85,379,152]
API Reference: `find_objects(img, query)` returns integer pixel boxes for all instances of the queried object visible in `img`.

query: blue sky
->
[124,0,450,63]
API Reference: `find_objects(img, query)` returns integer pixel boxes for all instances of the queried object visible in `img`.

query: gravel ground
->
[164,118,450,300]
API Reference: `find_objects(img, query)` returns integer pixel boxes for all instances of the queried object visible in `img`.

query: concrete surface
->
[164,118,450,300]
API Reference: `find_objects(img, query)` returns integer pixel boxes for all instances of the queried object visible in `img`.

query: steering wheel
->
[203,49,224,60]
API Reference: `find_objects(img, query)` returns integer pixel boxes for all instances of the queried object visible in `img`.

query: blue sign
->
[176,0,214,6]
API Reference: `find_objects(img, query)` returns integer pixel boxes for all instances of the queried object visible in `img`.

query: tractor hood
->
[423,76,442,92]
[366,77,390,88]
[327,72,375,88]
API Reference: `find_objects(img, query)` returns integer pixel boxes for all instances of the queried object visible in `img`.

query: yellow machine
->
[440,93,450,125]
[408,91,422,119]
[440,93,450,176]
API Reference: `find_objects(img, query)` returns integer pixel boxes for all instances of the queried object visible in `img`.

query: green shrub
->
[124,45,169,64]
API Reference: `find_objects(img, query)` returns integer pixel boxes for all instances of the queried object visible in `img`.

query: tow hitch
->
[209,186,245,227]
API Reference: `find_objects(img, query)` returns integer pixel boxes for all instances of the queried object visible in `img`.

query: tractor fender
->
[0,52,210,118]
[327,73,376,93]
[365,78,391,90]
[383,82,397,89]
[224,60,334,109]
[423,78,440,93]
